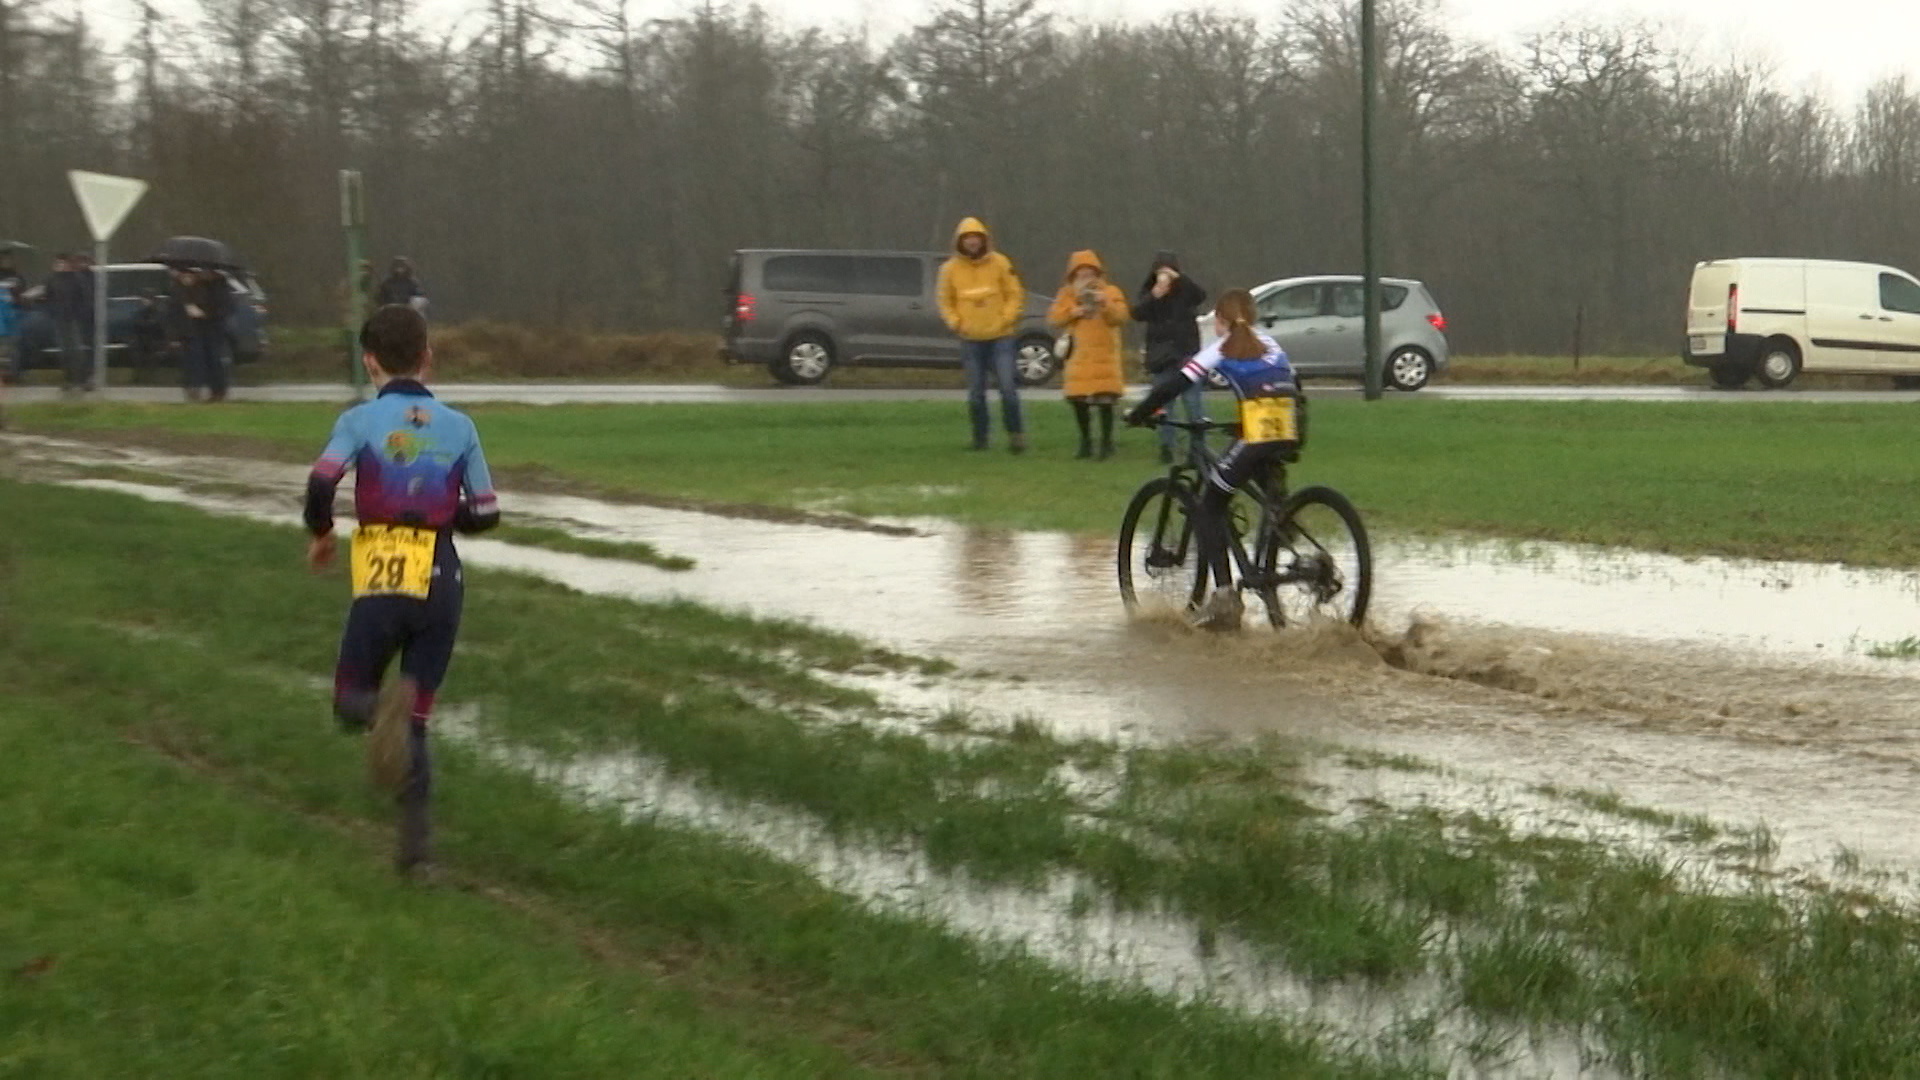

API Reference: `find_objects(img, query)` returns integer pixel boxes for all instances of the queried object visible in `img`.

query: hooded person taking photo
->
[937,217,1028,454]
[1131,251,1209,463]
[1049,250,1130,460]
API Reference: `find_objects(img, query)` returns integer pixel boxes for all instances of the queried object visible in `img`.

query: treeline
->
[5,0,1918,354]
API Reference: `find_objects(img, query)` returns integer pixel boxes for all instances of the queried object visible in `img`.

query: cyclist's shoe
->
[1191,589,1245,632]
[367,675,418,794]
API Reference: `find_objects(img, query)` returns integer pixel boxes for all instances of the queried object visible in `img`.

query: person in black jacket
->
[172,266,233,402]
[375,257,426,313]
[46,253,97,392]
[1130,251,1209,463]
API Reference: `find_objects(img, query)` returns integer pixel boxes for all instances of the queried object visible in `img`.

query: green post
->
[1360,0,1384,401]
[341,169,368,400]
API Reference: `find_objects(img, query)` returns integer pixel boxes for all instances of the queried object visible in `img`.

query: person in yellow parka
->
[938,217,1028,453]
[1049,250,1131,460]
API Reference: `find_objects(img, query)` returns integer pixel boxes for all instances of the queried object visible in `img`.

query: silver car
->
[1200,275,1450,391]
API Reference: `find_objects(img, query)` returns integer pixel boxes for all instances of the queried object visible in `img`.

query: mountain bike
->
[1117,418,1372,628]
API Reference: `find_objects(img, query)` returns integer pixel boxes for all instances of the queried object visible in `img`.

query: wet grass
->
[0,478,1420,1080]
[15,396,1920,566]
[1866,635,1920,660]
[25,477,1920,1075]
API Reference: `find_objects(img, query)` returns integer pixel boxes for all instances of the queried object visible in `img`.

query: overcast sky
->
[90,0,1920,110]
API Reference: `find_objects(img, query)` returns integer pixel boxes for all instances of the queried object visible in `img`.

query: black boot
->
[1076,440,1093,459]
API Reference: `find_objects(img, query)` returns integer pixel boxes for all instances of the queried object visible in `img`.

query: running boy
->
[304,304,499,875]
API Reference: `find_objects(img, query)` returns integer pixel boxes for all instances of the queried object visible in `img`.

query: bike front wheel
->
[1117,476,1206,617]
[1257,485,1372,628]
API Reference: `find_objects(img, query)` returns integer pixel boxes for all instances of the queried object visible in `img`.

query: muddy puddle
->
[436,706,1616,1079]
[12,433,1920,884]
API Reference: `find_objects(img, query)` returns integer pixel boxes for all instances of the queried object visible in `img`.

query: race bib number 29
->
[1239,396,1299,445]
[350,525,435,599]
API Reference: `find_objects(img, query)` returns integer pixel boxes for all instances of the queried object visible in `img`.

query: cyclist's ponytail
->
[1216,289,1265,360]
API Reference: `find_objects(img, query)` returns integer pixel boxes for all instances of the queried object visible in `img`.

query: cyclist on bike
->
[1124,287,1302,630]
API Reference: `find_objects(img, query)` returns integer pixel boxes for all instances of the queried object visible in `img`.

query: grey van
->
[1202,275,1451,391]
[721,249,1062,386]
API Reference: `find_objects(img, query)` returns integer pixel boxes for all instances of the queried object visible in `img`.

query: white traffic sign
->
[68,170,148,243]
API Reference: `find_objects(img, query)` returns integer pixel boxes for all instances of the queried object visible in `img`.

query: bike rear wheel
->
[1257,485,1372,628]
[1117,476,1206,617]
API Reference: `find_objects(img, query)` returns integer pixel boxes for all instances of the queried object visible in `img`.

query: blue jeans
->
[1157,381,1207,458]
[960,337,1023,446]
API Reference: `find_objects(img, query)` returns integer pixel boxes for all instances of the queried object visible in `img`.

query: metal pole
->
[341,169,369,400]
[92,239,108,393]
[1360,0,1384,401]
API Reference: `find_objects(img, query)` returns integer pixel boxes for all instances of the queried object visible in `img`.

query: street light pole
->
[1360,0,1384,401]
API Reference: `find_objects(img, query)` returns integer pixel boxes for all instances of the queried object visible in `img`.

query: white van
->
[1684,259,1920,389]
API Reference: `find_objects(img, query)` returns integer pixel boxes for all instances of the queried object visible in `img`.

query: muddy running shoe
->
[366,675,418,793]
[1191,589,1245,632]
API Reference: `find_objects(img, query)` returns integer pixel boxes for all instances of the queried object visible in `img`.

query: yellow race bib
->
[1239,396,1300,445]
[350,525,436,600]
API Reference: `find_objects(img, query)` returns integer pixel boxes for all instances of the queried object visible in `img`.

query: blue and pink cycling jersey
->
[304,380,498,552]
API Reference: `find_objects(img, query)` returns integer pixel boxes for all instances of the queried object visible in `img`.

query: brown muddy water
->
[10,431,1920,884]
[10,438,1920,875]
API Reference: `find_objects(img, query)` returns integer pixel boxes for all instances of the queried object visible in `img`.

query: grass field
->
[0,478,1411,1079]
[15,478,1920,1076]
[11,396,1920,567]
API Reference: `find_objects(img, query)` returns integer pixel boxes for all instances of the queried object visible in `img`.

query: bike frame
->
[1151,418,1292,595]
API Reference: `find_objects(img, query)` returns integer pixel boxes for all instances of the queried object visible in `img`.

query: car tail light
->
[1727,284,1739,333]
[733,293,756,323]
[1427,312,1447,333]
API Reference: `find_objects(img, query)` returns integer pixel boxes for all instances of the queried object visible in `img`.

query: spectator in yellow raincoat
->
[1049,250,1130,460]
[938,217,1028,454]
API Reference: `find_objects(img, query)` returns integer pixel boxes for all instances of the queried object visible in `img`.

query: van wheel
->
[1708,362,1753,390]
[773,332,834,385]
[1754,339,1801,390]
[1013,335,1059,387]
[1386,347,1433,391]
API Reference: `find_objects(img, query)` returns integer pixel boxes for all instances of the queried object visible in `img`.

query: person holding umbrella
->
[153,237,238,403]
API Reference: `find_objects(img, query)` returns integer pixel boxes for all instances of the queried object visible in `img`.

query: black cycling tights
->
[1194,479,1235,590]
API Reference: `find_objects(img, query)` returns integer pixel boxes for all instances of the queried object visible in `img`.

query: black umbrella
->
[149,235,239,270]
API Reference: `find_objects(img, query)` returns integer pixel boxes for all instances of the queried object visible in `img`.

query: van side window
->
[1258,284,1324,323]
[1880,273,1920,315]
[763,255,855,295]
[853,257,923,298]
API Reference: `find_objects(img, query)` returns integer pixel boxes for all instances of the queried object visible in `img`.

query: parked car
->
[1683,258,1920,390]
[13,263,269,373]
[720,249,1061,386]
[1198,275,1450,391]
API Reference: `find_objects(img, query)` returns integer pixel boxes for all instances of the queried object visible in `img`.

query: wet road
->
[6,382,1920,405]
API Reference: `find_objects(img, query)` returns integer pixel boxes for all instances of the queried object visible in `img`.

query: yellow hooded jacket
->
[1049,250,1130,399]
[938,218,1025,342]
